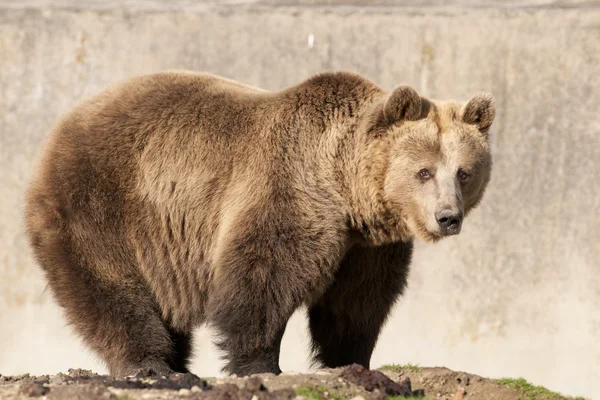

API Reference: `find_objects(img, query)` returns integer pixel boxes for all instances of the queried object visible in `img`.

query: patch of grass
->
[295,387,322,399]
[295,385,344,400]
[496,377,574,400]
[379,363,422,372]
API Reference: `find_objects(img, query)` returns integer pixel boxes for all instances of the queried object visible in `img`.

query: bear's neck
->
[330,100,414,246]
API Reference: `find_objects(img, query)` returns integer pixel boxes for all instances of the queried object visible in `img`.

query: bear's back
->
[29,71,275,208]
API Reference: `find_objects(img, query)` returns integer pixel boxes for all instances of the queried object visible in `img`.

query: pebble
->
[244,377,264,392]
[178,388,191,395]
[19,382,49,397]
[191,385,202,392]
[450,387,466,400]
[349,396,366,400]
[280,371,300,376]
[256,373,277,379]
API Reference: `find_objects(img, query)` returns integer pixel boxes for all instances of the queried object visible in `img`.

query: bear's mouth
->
[424,224,462,243]
[440,225,462,236]
[431,225,462,240]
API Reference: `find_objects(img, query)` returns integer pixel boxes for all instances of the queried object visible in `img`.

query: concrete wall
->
[1,1,598,398]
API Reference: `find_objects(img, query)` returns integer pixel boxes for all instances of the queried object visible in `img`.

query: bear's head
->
[374,86,495,243]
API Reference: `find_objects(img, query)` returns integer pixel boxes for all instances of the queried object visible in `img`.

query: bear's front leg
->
[308,241,413,369]
[205,215,340,376]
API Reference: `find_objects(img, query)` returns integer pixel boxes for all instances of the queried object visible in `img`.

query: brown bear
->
[24,70,495,378]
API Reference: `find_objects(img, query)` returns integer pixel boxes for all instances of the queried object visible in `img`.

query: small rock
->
[340,364,412,396]
[168,372,207,389]
[109,379,147,390]
[256,372,277,379]
[202,383,239,400]
[314,370,331,376]
[51,375,64,385]
[178,388,191,395]
[456,375,470,386]
[280,371,300,376]
[132,368,157,379]
[19,382,49,397]
[450,387,466,400]
[350,397,366,400]
[191,385,202,392]
[400,378,412,392]
[244,376,265,392]
[34,376,50,385]
[67,368,96,378]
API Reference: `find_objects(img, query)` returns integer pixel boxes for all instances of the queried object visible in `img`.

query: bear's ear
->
[460,93,496,135]
[383,86,422,125]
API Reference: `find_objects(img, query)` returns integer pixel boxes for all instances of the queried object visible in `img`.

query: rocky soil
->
[0,365,586,400]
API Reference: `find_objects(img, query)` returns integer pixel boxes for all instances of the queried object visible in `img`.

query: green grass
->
[379,363,422,372]
[495,377,585,400]
[295,386,428,400]
[295,387,323,399]
[295,385,344,400]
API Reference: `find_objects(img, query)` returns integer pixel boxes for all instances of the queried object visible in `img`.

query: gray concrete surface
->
[1,1,599,398]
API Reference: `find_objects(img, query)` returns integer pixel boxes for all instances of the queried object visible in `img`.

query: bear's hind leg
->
[35,238,178,377]
[308,242,413,369]
[66,277,176,377]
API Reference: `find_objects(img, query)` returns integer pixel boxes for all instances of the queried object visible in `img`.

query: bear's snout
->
[435,209,463,236]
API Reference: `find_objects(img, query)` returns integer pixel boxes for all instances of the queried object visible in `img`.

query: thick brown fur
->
[24,70,495,377]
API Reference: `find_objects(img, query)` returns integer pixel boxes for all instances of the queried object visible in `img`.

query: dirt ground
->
[0,364,586,400]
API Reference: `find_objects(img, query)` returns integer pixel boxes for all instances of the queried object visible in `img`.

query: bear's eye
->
[418,168,431,180]
[458,169,471,183]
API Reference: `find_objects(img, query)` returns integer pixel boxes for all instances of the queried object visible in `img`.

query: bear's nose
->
[436,210,463,234]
